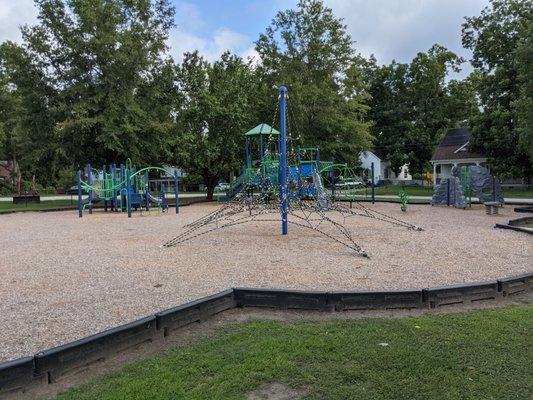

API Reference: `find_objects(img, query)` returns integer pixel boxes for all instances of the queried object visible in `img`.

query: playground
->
[0,201,531,363]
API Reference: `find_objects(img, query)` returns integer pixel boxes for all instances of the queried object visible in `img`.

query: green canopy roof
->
[244,123,279,136]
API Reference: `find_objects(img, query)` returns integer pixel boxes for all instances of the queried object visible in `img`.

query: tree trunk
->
[204,174,218,201]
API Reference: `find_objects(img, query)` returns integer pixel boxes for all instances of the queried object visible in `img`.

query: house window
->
[436,165,441,174]
[404,168,408,178]
[384,168,389,179]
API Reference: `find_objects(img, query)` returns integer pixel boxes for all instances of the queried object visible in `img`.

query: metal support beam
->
[77,170,82,218]
[279,86,288,235]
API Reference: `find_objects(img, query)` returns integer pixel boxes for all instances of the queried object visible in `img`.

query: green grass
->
[0,199,76,213]
[56,305,532,400]
[340,186,533,199]
[501,188,533,198]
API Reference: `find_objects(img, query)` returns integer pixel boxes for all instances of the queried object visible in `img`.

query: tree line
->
[0,0,531,198]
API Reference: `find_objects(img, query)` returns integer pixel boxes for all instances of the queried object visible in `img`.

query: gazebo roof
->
[244,123,279,136]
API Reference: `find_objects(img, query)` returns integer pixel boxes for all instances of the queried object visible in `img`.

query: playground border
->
[495,216,533,235]
[1,271,532,397]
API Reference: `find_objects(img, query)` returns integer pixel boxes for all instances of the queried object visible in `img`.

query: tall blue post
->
[279,86,288,235]
[126,168,132,218]
[145,171,150,212]
[102,165,107,212]
[87,164,93,214]
[111,164,117,211]
[331,160,336,200]
[120,164,125,211]
[77,170,83,218]
[371,162,375,204]
[174,170,179,214]
[245,137,251,169]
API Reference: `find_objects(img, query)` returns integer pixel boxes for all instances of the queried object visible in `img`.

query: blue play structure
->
[76,160,179,218]
[162,85,422,256]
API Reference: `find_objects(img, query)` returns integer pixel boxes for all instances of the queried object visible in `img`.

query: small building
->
[430,128,486,187]
[359,148,412,185]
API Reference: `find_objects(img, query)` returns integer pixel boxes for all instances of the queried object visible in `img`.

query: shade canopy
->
[244,123,279,136]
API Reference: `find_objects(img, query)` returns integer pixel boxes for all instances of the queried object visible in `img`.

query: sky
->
[0,0,490,78]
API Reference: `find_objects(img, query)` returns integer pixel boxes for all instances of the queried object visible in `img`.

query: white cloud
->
[324,0,490,77]
[0,0,37,43]
[168,25,255,62]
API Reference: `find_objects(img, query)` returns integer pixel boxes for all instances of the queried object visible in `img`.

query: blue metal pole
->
[111,164,117,211]
[279,86,288,235]
[145,171,150,212]
[174,170,179,214]
[87,164,93,214]
[245,137,250,169]
[371,162,375,204]
[331,160,336,200]
[126,168,132,218]
[77,170,82,218]
[120,164,125,211]
[103,165,107,212]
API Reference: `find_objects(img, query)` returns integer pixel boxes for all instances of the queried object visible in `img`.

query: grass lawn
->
[339,186,533,199]
[56,305,532,400]
[0,199,76,213]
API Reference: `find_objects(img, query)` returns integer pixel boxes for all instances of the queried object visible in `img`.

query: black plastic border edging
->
[34,315,157,383]
[1,273,532,397]
[495,222,533,235]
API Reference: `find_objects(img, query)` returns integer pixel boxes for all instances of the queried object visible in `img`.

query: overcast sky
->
[0,0,490,78]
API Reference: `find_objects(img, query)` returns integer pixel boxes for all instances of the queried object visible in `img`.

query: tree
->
[365,45,476,175]
[404,44,465,174]
[1,0,176,184]
[462,0,532,179]
[0,42,59,184]
[255,0,372,165]
[514,18,533,160]
[175,51,257,200]
[363,58,410,174]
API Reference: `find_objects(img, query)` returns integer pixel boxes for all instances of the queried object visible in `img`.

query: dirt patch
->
[247,382,307,400]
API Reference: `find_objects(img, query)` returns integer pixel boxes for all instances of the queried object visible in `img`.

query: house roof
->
[370,147,387,160]
[244,123,280,136]
[431,128,486,161]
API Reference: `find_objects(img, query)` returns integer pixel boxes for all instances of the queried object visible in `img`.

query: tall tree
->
[0,42,59,184]
[255,0,372,165]
[514,17,533,160]
[365,45,475,175]
[404,44,465,174]
[175,51,257,199]
[462,0,532,179]
[1,0,176,184]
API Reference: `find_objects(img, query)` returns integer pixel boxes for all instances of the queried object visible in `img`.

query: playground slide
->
[82,196,102,205]
[312,171,330,209]
[227,172,246,199]
[147,193,165,206]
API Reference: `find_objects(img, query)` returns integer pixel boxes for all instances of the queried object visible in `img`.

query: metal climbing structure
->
[77,160,179,218]
[162,86,422,257]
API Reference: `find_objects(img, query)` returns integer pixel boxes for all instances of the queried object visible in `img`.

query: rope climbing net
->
[161,89,422,258]
[161,177,422,258]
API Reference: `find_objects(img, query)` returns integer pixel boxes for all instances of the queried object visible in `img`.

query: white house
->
[430,128,486,187]
[359,148,412,185]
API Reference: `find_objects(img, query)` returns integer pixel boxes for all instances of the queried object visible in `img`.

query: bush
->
[0,181,14,196]
[57,166,76,190]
